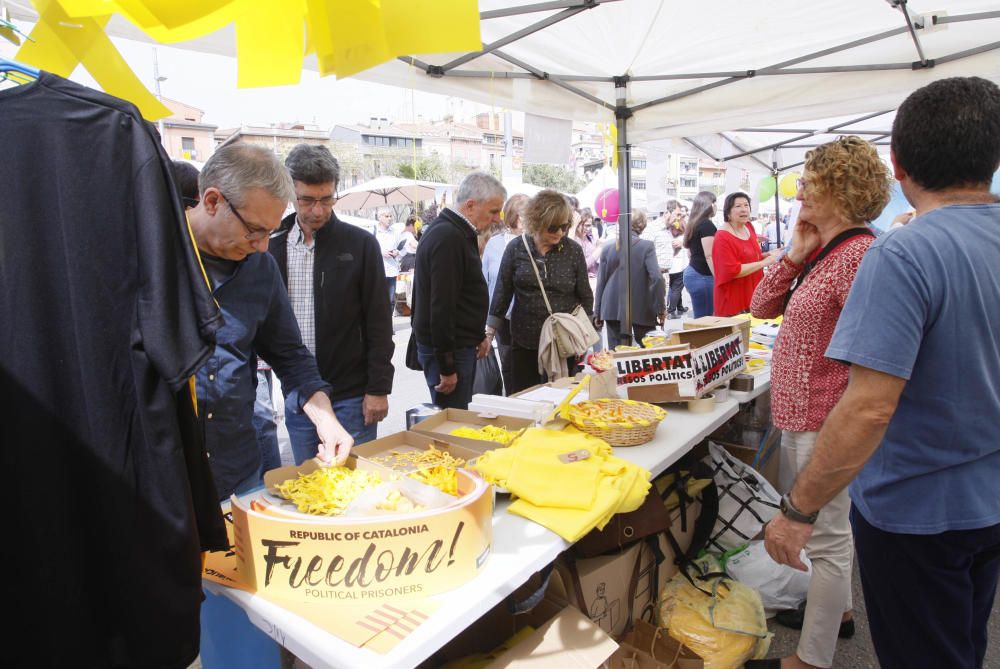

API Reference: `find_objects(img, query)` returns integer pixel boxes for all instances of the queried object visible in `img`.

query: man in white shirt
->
[375,208,401,315]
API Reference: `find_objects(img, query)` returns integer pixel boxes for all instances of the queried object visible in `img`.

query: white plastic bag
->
[703,442,781,552]
[725,541,811,616]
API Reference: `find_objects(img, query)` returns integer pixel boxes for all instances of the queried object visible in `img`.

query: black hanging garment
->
[0,72,226,669]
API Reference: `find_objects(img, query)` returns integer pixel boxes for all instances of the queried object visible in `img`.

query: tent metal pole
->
[735,128,891,135]
[439,5,591,72]
[892,0,930,66]
[721,110,893,161]
[934,40,1000,66]
[492,50,617,110]
[683,138,721,162]
[718,133,773,171]
[630,26,906,112]
[481,0,622,20]
[615,78,634,345]
[772,151,782,248]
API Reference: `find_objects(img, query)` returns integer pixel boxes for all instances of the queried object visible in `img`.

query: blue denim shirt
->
[196,252,330,498]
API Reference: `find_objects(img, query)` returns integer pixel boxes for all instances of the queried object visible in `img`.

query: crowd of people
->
[168,76,1000,669]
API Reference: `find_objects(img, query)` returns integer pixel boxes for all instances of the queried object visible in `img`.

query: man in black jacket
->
[269,144,394,460]
[412,171,506,409]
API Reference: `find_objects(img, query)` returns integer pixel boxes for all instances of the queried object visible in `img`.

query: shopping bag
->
[472,346,502,396]
[702,442,780,552]
[724,541,811,616]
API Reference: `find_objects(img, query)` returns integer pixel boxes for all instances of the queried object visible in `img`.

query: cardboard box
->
[613,326,746,403]
[422,589,617,669]
[408,408,536,454]
[231,456,494,604]
[352,429,484,469]
[683,315,751,354]
[547,489,702,641]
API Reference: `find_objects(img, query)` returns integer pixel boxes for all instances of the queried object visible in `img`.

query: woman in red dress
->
[712,192,780,315]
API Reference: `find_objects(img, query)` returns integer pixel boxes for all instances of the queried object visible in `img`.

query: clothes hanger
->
[0,56,40,78]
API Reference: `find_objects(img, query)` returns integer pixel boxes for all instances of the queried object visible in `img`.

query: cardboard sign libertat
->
[231,464,493,605]
[614,327,746,403]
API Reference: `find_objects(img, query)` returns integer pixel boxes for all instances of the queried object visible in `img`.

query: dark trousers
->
[605,321,655,350]
[667,271,685,314]
[510,345,580,395]
[852,506,1000,669]
[416,343,477,409]
[495,319,515,396]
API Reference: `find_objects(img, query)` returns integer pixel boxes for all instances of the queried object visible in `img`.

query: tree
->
[522,164,585,193]
[394,155,447,183]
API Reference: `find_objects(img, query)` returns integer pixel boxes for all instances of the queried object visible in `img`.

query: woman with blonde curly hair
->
[486,190,594,393]
[746,135,891,669]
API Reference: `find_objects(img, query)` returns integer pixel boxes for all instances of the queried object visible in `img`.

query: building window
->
[680,159,698,174]
[632,179,646,190]
[680,176,698,189]
[630,158,646,169]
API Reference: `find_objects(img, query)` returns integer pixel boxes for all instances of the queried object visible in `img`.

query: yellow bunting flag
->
[16,0,172,120]
[234,0,307,87]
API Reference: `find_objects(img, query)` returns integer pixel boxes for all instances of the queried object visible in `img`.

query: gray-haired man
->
[187,143,353,498]
[412,171,506,409]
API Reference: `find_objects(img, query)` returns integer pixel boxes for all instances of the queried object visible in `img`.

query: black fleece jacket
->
[268,213,394,400]
[411,208,488,375]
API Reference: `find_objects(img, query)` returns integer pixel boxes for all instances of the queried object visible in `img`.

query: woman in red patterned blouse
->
[712,192,781,315]
[746,136,890,669]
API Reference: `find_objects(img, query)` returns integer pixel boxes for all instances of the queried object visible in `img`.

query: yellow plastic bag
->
[657,560,771,669]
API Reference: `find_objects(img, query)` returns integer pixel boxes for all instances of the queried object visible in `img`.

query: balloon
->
[779,172,801,199]
[595,188,619,221]
[757,176,777,202]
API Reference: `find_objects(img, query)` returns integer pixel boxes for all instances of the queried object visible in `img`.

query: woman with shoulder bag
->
[486,190,595,394]
[746,136,891,669]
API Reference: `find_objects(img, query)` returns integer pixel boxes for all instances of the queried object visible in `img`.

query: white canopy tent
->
[13,0,999,336]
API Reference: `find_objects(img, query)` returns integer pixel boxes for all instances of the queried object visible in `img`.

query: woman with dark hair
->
[681,191,719,317]
[746,136,891,669]
[486,190,593,393]
[711,192,780,316]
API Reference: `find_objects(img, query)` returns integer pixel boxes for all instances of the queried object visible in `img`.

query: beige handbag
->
[522,235,599,359]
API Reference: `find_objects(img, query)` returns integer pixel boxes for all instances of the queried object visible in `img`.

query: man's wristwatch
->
[780,493,819,524]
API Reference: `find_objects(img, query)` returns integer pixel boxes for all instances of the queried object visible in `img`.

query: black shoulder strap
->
[786,227,874,306]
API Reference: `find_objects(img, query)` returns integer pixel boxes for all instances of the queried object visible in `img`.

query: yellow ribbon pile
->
[16,0,482,120]
[470,428,651,542]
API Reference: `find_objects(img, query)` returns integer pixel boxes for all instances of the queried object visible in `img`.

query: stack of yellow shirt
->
[470,427,651,542]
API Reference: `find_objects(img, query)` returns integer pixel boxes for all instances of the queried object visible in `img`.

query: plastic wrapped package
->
[658,559,771,669]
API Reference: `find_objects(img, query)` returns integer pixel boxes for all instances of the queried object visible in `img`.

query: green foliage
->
[394,155,448,183]
[522,164,585,193]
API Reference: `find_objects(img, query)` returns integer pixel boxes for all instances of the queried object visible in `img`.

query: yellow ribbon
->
[17,0,172,120]
[17,0,483,120]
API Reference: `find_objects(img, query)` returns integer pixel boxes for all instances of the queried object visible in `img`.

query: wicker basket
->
[565,399,667,447]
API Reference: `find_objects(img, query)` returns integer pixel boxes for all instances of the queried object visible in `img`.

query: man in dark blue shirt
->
[187,143,353,499]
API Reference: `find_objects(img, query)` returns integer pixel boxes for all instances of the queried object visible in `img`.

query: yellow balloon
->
[779,172,801,199]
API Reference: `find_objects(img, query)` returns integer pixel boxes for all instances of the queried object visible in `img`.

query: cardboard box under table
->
[232,453,493,606]
[424,588,618,668]
[409,408,535,454]
[613,325,746,404]
[547,495,702,640]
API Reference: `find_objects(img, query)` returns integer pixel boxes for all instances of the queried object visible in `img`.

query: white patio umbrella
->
[334,176,438,211]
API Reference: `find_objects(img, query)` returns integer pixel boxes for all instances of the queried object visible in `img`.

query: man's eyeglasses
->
[220,193,271,241]
[297,195,337,210]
